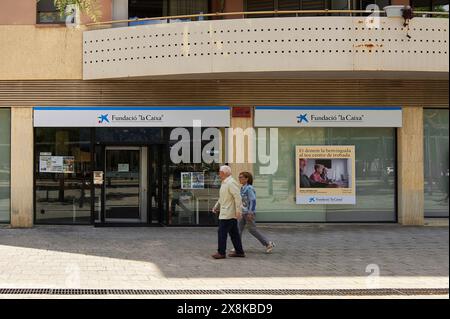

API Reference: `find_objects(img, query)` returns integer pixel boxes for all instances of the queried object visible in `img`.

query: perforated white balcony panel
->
[83,17,449,80]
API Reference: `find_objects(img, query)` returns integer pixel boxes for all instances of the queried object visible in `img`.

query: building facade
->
[0,0,448,227]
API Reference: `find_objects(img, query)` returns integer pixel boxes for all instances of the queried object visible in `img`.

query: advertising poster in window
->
[181,172,192,189]
[181,172,205,189]
[295,146,356,205]
[39,155,63,173]
[39,155,75,173]
[63,156,75,173]
[191,172,205,189]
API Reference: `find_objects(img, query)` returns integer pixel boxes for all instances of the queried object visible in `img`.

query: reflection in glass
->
[0,109,10,223]
[255,128,396,222]
[35,128,92,224]
[105,149,141,220]
[424,109,449,217]
[168,128,221,225]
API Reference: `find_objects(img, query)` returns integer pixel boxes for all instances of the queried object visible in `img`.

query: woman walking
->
[237,172,275,253]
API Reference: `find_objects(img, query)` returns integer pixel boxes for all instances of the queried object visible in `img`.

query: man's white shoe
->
[265,242,275,253]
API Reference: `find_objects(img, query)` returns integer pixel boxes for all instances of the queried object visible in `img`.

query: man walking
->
[211,165,245,259]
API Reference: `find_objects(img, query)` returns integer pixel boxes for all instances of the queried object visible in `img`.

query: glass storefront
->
[34,127,223,226]
[168,128,222,225]
[424,109,449,217]
[35,128,92,224]
[168,161,220,225]
[92,128,166,225]
[254,127,397,222]
[0,109,11,223]
[33,124,398,225]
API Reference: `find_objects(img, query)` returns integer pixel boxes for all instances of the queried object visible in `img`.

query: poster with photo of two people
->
[296,145,356,205]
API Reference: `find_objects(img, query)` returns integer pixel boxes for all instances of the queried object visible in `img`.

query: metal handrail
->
[85,9,449,27]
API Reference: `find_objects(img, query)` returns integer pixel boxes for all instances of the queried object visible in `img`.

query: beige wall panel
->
[229,111,254,178]
[0,26,83,80]
[398,106,425,226]
[10,107,34,228]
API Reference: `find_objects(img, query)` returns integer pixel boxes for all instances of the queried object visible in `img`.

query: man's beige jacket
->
[213,176,242,220]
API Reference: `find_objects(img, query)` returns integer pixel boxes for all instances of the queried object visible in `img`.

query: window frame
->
[36,0,66,25]
[0,108,11,224]
[33,127,94,226]
[128,0,213,20]
[423,107,450,218]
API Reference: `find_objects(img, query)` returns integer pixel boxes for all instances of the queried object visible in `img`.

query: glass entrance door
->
[104,147,147,223]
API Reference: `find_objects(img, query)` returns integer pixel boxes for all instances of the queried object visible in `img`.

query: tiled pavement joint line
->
[0,288,448,296]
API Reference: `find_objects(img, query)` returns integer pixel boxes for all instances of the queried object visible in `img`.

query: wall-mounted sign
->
[232,107,252,118]
[296,145,356,205]
[39,156,75,173]
[33,107,231,127]
[255,107,402,127]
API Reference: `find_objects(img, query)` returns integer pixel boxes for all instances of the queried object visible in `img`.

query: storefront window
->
[254,127,396,222]
[424,109,449,217]
[35,128,92,224]
[0,109,11,223]
[168,128,222,225]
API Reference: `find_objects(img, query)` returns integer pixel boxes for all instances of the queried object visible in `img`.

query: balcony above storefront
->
[83,14,449,80]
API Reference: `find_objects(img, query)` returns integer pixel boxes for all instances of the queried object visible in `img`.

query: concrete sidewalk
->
[0,224,448,298]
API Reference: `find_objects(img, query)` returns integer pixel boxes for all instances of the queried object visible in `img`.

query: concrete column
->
[228,107,254,178]
[10,107,34,228]
[397,106,424,226]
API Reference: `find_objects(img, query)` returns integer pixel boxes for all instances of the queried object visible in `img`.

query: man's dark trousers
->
[218,219,244,256]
